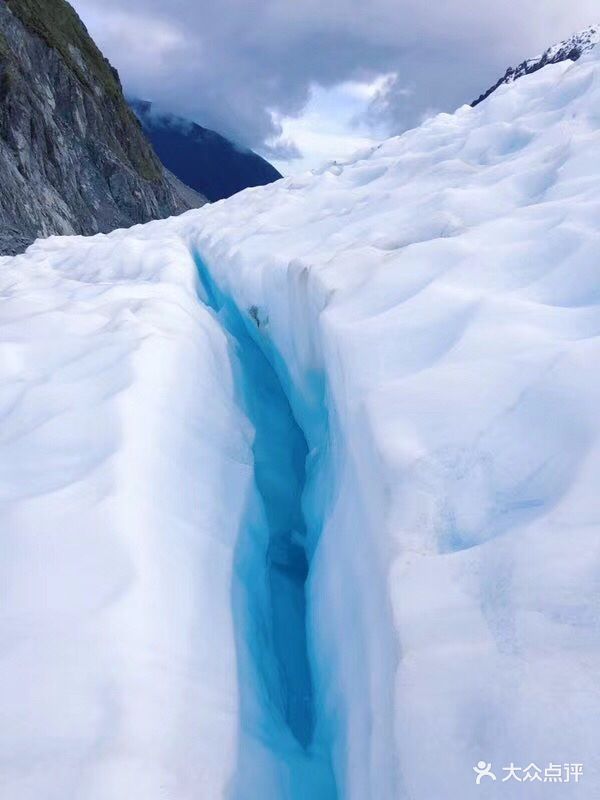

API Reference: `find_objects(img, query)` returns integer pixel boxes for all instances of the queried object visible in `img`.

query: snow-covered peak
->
[473,24,599,105]
[543,23,599,61]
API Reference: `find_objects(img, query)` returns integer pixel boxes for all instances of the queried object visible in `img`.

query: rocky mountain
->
[472,24,599,106]
[130,100,282,203]
[0,0,204,256]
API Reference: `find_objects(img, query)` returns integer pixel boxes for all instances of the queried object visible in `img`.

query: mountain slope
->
[473,24,599,105]
[131,100,282,202]
[1,32,600,800]
[0,0,203,255]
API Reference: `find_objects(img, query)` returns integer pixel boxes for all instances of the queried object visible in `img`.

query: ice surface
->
[1,45,600,799]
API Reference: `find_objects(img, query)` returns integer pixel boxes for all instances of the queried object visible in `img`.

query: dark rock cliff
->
[0,0,204,256]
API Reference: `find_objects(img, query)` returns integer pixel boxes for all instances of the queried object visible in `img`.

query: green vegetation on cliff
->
[6,0,120,95]
[5,0,161,181]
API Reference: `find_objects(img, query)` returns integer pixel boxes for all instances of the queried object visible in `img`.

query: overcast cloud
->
[71,0,598,168]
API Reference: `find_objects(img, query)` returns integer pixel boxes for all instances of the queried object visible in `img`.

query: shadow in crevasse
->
[194,255,337,800]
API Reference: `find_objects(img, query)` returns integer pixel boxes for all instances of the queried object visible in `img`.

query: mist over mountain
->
[130,100,282,203]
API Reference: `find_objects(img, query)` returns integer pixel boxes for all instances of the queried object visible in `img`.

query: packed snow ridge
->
[472,23,599,105]
[1,39,600,800]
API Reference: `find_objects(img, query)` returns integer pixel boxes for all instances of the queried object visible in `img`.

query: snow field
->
[0,234,252,798]
[183,47,600,799]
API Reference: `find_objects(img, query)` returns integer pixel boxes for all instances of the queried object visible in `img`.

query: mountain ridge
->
[472,24,599,106]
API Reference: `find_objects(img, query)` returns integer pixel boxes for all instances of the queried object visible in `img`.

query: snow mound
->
[1,38,600,800]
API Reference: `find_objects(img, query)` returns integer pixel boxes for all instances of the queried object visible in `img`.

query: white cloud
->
[71,0,599,163]
[341,73,398,101]
[80,8,186,74]
[267,81,385,173]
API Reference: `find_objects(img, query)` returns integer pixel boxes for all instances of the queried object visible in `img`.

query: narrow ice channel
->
[195,258,338,800]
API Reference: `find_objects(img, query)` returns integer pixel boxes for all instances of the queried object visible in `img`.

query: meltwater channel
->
[195,257,337,800]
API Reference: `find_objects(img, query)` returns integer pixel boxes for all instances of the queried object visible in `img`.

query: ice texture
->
[1,43,600,800]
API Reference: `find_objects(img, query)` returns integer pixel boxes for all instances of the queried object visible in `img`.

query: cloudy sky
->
[71,0,598,172]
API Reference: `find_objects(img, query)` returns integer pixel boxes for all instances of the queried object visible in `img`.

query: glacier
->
[1,42,600,800]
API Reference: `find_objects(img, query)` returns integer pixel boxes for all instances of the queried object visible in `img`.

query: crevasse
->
[195,256,338,800]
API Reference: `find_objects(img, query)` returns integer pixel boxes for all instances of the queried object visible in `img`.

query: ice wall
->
[0,234,262,800]
[195,257,337,799]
